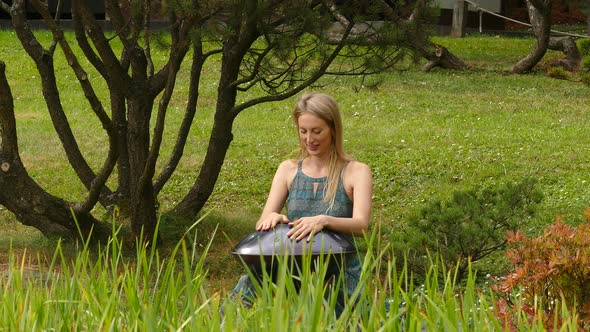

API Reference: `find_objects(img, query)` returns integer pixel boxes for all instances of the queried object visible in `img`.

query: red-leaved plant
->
[492,209,590,330]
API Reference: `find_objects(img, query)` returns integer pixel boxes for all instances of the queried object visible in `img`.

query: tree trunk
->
[10,2,115,207]
[170,10,258,222]
[547,36,582,71]
[0,61,109,242]
[126,86,158,241]
[512,0,552,73]
[420,42,468,72]
[0,157,110,240]
[112,90,131,205]
[171,110,235,221]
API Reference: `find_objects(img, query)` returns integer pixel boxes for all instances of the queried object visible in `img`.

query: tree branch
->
[1,60,110,240]
[154,45,208,194]
[73,0,131,92]
[0,1,10,14]
[139,49,185,192]
[31,0,114,136]
[11,0,112,201]
[232,21,355,116]
[547,36,582,71]
[104,0,133,45]
[148,12,193,93]
[143,0,155,77]
[72,7,108,79]
[232,43,274,89]
[73,138,118,214]
[0,61,18,158]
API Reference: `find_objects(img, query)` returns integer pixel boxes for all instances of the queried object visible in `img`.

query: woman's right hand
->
[256,212,289,231]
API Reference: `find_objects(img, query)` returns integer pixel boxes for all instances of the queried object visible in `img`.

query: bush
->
[579,39,590,79]
[579,42,590,86]
[493,210,590,330]
[578,38,590,56]
[546,66,570,79]
[398,178,543,281]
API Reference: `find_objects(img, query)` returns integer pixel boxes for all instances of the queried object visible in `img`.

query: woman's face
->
[297,112,333,158]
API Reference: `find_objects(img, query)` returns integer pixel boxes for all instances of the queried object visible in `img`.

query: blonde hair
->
[293,93,350,208]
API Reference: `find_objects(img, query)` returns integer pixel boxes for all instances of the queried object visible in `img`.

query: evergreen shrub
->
[546,66,569,79]
[397,178,543,281]
[579,38,590,84]
[578,38,590,56]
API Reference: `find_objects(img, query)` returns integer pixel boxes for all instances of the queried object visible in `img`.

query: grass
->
[2,222,578,331]
[0,29,589,328]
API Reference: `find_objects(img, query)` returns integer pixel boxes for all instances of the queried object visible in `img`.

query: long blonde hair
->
[293,93,350,208]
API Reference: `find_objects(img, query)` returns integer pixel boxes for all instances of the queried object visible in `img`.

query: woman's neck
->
[303,155,332,177]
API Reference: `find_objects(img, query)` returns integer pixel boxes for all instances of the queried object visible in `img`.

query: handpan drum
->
[230,224,356,281]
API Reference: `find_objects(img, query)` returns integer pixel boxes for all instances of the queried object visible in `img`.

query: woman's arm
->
[255,160,296,231]
[287,161,373,240]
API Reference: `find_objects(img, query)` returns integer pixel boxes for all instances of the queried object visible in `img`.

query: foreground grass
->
[1,226,579,331]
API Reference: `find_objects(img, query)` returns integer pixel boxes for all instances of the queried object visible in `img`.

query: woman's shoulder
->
[278,159,299,170]
[345,160,371,174]
[276,159,299,176]
[342,160,372,190]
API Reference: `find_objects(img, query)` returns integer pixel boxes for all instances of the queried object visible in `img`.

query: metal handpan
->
[230,224,356,279]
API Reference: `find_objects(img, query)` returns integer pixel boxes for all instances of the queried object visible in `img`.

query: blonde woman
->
[230,93,373,315]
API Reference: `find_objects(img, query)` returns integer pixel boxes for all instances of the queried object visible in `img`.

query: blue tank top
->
[286,160,353,221]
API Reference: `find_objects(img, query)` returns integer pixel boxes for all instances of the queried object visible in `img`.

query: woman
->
[230,92,373,314]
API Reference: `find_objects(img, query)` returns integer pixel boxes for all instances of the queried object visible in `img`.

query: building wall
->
[436,0,505,31]
[437,0,502,13]
[0,1,105,20]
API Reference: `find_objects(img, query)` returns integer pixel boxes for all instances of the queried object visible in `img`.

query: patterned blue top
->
[286,160,353,221]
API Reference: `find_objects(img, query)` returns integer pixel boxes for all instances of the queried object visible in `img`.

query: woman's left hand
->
[287,216,326,241]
